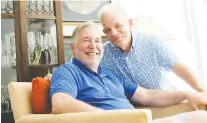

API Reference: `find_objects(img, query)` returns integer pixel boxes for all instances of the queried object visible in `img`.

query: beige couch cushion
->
[8,82,34,120]
[16,110,151,123]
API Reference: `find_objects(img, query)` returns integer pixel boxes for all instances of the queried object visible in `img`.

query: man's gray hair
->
[71,21,101,43]
[98,4,129,22]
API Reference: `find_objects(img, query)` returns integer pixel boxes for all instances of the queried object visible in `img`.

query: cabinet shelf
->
[1,14,15,19]
[29,64,59,68]
[27,14,55,19]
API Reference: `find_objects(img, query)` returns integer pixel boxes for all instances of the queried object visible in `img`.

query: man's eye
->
[103,29,110,34]
[95,40,101,43]
[115,24,122,29]
[82,40,89,42]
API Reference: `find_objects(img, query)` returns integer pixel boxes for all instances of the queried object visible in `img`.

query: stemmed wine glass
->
[9,32,16,67]
[3,34,10,67]
[27,32,36,64]
[32,32,42,65]
[1,86,11,112]
[43,33,51,73]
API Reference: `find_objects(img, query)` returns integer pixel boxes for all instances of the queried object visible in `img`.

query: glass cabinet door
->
[27,19,58,66]
[1,0,15,113]
[24,0,64,79]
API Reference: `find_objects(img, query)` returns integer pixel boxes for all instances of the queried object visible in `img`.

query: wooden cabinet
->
[1,1,64,115]
[1,1,64,83]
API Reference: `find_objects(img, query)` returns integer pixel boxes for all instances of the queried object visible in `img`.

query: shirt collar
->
[72,58,106,77]
[131,31,136,49]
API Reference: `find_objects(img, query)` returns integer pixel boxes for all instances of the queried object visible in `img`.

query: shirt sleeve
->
[50,64,78,99]
[152,36,180,71]
[119,75,138,99]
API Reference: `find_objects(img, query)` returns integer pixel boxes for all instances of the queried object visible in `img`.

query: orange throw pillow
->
[32,77,51,114]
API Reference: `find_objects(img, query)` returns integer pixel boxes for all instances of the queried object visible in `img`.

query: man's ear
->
[70,44,74,50]
[128,18,134,29]
[70,44,75,55]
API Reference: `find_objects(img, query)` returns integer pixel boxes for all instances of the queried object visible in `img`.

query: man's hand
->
[195,87,205,92]
[44,73,52,81]
[186,92,207,110]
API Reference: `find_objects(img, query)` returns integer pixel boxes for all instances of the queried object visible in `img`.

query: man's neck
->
[119,33,132,53]
[89,65,99,73]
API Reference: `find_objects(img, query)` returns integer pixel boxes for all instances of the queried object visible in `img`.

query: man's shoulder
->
[132,32,161,47]
[103,41,114,49]
[132,32,158,38]
[102,41,117,58]
[59,62,76,69]
[55,62,79,74]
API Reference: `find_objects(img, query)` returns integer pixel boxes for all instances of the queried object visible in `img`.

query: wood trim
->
[14,1,23,82]
[55,1,65,65]
[26,14,55,19]
[19,1,30,81]
[29,64,59,68]
[1,14,15,19]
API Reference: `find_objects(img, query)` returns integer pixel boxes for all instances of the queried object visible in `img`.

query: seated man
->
[50,21,207,123]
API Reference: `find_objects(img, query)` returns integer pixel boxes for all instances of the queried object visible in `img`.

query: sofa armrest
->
[135,101,206,119]
[16,109,152,123]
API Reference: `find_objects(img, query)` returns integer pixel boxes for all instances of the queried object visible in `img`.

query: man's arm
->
[131,86,207,110]
[52,92,102,114]
[172,62,204,92]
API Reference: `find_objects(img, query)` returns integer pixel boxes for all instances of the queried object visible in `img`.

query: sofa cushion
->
[32,77,51,114]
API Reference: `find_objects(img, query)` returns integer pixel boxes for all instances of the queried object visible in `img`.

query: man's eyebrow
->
[96,37,101,40]
[104,22,120,30]
[114,22,120,25]
[82,37,90,40]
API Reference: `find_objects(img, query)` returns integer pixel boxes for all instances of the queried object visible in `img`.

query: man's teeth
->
[87,53,98,56]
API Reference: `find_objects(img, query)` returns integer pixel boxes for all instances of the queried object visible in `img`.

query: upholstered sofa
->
[8,82,206,123]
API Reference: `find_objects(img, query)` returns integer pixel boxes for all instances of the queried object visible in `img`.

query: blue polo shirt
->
[50,58,137,110]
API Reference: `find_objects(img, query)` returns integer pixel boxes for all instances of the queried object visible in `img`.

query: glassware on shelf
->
[27,19,58,65]
[1,86,11,112]
[1,34,10,68]
[9,32,16,67]
[51,36,58,64]
[30,32,42,65]
[28,32,35,64]
[43,33,50,64]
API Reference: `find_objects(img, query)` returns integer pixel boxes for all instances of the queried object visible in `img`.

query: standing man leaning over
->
[98,4,204,91]
[50,21,207,123]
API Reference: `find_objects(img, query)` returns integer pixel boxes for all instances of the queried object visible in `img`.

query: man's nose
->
[111,28,118,36]
[89,41,96,49]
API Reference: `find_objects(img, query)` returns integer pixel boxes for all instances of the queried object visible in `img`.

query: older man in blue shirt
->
[50,21,207,123]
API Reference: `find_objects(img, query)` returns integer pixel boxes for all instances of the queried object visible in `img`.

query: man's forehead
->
[81,35,101,40]
[78,27,101,37]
